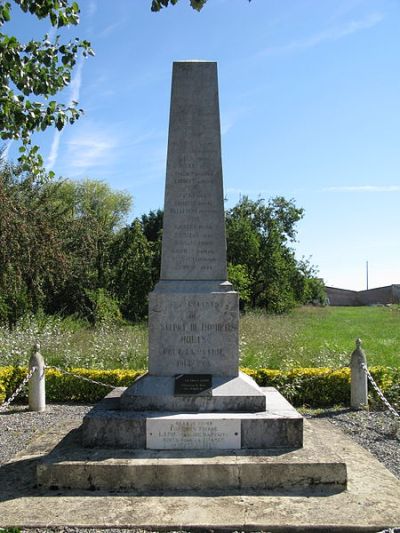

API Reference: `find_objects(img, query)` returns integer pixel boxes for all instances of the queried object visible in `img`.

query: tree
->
[109,220,154,321]
[44,179,132,318]
[151,0,251,11]
[0,0,93,177]
[151,0,208,11]
[141,208,163,282]
[0,154,69,325]
[226,196,319,313]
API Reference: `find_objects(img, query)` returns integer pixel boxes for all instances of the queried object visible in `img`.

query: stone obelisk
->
[150,60,238,377]
[80,61,304,455]
[121,61,265,412]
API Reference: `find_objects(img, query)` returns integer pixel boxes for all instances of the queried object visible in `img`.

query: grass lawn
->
[0,306,399,370]
[239,305,400,369]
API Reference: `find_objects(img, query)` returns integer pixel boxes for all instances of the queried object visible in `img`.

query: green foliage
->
[150,0,252,12]
[140,209,163,282]
[0,379,5,404]
[109,220,154,321]
[226,196,319,313]
[151,0,207,12]
[44,367,142,402]
[0,157,69,325]
[45,178,132,318]
[85,288,122,326]
[0,0,94,178]
[0,165,132,325]
[1,365,398,409]
[227,263,252,304]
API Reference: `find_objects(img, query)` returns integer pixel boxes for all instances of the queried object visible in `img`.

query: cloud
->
[46,57,84,170]
[221,104,254,136]
[3,140,13,159]
[60,121,161,177]
[324,185,400,192]
[88,0,97,17]
[98,20,125,38]
[65,128,118,171]
[260,12,384,56]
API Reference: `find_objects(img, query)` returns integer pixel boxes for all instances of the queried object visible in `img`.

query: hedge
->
[0,366,399,409]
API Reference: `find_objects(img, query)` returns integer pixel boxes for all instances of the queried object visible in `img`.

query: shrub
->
[0,366,398,409]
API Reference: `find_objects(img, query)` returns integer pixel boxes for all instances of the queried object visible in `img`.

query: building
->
[325,284,400,306]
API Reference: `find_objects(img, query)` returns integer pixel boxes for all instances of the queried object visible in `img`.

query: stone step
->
[37,420,346,492]
[82,387,303,449]
[120,371,267,412]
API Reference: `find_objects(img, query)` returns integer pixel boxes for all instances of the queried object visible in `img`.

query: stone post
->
[350,338,368,409]
[29,342,46,412]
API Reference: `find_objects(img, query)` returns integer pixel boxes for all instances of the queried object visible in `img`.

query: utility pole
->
[366,261,369,290]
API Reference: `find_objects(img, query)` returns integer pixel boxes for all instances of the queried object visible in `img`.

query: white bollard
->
[351,338,368,409]
[29,342,46,412]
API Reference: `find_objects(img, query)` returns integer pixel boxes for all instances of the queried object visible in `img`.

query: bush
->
[85,288,122,325]
[0,366,398,409]
[0,381,5,405]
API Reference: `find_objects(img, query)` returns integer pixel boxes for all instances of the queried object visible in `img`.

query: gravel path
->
[302,408,400,479]
[0,403,399,533]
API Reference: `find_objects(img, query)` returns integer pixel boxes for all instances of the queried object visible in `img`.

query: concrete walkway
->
[0,419,399,532]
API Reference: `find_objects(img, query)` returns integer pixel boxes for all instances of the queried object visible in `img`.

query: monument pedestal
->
[82,386,302,450]
[36,61,347,493]
[38,389,348,493]
[120,372,266,412]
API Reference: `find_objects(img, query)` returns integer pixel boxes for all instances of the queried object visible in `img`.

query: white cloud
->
[260,12,384,56]
[98,20,125,38]
[88,0,97,17]
[325,185,400,192]
[65,128,118,171]
[46,57,84,170]
[3,140,13,159]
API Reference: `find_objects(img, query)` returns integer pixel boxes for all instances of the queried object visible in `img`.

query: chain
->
[361,363,399,418]
[45,365,115,389]
[0,366,37,413]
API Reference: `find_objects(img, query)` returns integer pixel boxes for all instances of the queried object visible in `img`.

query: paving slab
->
[0,419,399,531]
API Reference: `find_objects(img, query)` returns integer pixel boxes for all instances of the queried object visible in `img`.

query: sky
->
[6,0,400,291]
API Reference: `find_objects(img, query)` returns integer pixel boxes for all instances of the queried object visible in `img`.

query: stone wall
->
[325,287,359,306]
[358,285,399,305]
[325,285,400,306]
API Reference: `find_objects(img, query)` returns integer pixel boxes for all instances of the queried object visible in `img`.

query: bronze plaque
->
[174,374,212,395]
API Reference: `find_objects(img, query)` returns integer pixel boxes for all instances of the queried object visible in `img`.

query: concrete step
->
[37,419,346,492]
[81,387,303,449]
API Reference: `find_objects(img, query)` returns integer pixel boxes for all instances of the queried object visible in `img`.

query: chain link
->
[45,365,115,389]
[361,362,399,418]
[0,366,37,413]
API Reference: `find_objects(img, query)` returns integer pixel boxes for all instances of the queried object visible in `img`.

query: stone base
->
[3,419,400,530]
[120,371,266,412]
[37,436,346,493]
[82,387,302,449]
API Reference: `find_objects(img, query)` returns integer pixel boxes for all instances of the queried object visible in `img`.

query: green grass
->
[240,306,400,369]
[0,306,399,370]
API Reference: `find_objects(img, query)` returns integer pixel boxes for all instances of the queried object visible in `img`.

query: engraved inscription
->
[149,292,239,376]
[147,417,241,449]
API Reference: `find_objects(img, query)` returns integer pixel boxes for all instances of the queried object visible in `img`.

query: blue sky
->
[6,0,400,290]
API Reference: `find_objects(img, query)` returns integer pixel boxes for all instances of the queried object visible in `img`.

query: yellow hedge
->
[0,365,398,409]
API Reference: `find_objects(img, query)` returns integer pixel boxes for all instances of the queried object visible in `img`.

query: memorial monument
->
[81,61,301,451]
[37,61,347,492]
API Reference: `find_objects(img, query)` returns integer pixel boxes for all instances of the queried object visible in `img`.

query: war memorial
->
[0,61,399,531]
